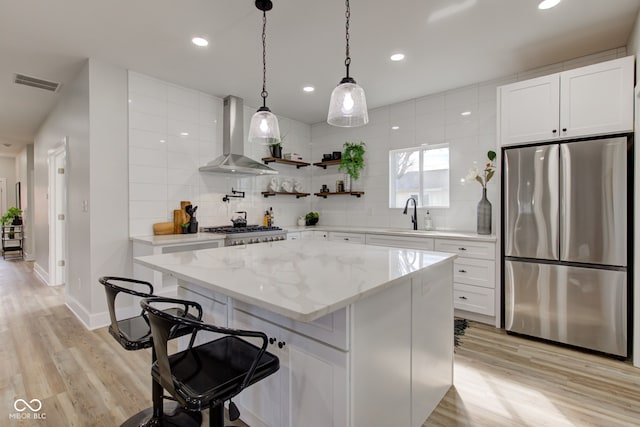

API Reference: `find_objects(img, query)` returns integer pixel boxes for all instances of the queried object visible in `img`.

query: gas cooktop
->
[201,225,284,234]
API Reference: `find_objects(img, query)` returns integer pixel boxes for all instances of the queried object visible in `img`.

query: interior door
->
[504,144,559,260]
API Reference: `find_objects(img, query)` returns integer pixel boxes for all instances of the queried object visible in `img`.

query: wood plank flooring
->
[1,258,639,426]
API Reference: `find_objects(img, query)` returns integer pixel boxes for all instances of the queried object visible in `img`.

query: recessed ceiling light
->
[391,126,400,130]
[192,37,209,47]
[159,139,166,143]
[390,53,405,62]
[180,132,189,136]
[303,86,315,92]
[538,0,561,10]
[461,111,471,116]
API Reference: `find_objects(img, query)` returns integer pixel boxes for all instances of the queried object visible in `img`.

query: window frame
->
[388,143,450,209]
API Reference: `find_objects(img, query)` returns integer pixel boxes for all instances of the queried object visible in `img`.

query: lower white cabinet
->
[365,233,434,250]
[453,283,495,316]
[328,231,365,244]
[434,238,497,320]
[231,309,347,427]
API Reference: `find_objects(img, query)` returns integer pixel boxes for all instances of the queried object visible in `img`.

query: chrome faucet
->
[403,197,418,230]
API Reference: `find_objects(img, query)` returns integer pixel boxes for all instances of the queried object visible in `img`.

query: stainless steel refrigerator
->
[503,135,630,357]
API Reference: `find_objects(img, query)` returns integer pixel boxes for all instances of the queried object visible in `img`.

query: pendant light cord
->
[344,0,351,78]
[261,10,268,108]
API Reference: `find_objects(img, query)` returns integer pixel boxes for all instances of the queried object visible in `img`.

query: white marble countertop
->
[285,225,497,242]
[131,233,225,246]
[134,240,455,322]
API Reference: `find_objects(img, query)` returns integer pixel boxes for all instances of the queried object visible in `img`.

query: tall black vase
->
[477,188,491,235]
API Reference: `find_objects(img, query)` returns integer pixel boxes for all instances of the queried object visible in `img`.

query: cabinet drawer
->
[365,234,434,250]
[233,300,349,351]
[329,232,365,244]
[454,258,495,289]
[453,283,495,316]
[434,239,495,260]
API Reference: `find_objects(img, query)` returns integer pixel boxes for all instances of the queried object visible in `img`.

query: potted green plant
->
[305,212,319,226]
[270,142,282,159]
[339,141,366,191]
[1,207,22,226]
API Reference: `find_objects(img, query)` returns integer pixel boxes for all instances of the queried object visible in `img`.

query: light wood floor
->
[1,258,640,426]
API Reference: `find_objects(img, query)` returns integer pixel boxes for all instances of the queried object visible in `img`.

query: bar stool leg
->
[209,403,225,427]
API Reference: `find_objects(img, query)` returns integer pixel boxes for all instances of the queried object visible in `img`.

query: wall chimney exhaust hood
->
[199,95,278,175]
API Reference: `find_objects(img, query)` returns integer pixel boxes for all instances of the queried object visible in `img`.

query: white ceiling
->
[1,0,639,156]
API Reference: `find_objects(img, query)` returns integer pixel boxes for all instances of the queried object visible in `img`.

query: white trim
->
[633,84,639,368]
[33,262,50,286]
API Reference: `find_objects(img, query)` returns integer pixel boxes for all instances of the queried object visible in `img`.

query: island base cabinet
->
[351,262,453,427]
[231,309,348,427]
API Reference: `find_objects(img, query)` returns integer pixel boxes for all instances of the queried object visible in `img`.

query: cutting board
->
[153,222,175,235]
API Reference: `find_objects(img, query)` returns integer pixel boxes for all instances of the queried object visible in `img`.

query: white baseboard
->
[33,262,50,286]
[88,286,178,331]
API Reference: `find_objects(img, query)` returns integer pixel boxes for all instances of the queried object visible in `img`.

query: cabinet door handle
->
[552,129,557,134]
[278,341,286,349]
[269,337,276,344]
[344,237,349,241]
[458,269,467,273]
[458,247,467,251]
[458,296,468,300]
[562,128,567,132]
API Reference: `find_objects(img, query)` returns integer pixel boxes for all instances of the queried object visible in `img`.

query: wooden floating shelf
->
[262,191,310,199]
[312,159,342,169]
[314,191,364,198]
[262,157,310,168]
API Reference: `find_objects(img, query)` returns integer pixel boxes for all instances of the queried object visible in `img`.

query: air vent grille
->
[14,73,60,92]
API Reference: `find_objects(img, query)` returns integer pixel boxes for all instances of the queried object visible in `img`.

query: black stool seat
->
[142,297,280,427]
[155,335,280,412]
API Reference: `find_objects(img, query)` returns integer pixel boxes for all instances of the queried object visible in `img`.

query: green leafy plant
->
[339,141,366,180]
[1,207,22,225]
[305,212,319,226]
[466,150,496,189]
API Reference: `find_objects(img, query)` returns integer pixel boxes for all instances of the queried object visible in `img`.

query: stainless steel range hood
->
[199,95,278,175]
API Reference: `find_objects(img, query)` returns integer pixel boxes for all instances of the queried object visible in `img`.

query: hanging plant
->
[339,141,366,180]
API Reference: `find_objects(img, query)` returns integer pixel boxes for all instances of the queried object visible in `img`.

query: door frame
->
[48,139,68,286]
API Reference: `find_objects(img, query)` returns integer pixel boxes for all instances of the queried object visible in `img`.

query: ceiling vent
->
[14,73,60,92]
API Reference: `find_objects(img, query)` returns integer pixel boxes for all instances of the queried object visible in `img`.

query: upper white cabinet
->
[499,56,634,146]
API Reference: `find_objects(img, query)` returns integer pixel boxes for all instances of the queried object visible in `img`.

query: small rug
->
[454,318,469,348]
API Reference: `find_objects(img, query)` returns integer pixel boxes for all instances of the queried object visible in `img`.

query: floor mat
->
[454,318,469,348]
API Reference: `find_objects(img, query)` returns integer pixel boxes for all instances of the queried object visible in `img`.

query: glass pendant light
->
[248,0,281,145]
[327,0,368,127]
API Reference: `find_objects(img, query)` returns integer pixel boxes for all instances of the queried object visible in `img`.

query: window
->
[389,144,450,208]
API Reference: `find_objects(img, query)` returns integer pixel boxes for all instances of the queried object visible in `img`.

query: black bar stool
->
[141,296,280,427]
[99,276,202,427]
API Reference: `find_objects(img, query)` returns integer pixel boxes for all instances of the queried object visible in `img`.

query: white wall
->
[33,59,129,328]
[15,145,34,259]
[0,156,16,211]
[128,72,312,234]
[309,47,628,232]
[34,61,90,286]
[88,60,129,314]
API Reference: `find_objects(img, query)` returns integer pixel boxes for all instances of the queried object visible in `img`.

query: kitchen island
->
[134,240,455,427]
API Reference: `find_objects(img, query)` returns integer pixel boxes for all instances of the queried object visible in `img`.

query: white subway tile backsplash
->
[130,146,167,168]
[130,129,168,149]
[129,165,168,185]
[129,73,167,101]
[168,103,199,124]
[168,119,199,138]
[130,183,167,201]
[168,85,199,108]
[129,93,168,117]
[130,111,167,133]
[130,200,168,219]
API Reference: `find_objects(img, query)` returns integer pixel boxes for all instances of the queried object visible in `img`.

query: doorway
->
[0,178,6,216]
[48,140,67,286]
